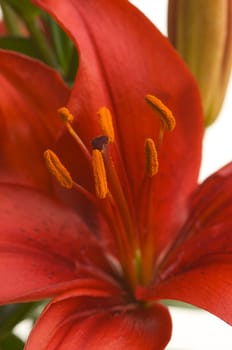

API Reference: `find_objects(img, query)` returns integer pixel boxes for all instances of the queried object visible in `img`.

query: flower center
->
[44,95,175,293]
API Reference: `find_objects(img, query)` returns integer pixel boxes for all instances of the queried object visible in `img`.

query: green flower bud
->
[168,0,232,126]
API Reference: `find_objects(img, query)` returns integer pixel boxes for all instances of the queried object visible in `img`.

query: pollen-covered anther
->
[58,107,74,123]
[92,149,108,199]
[98,107,115,143]
[44,149,73,189]
[144,138,159,177]
[145,94,176,131]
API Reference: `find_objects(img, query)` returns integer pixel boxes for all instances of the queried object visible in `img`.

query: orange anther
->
[58,107,74,123]
[44,149,73,189]
[98,107,115,143]
[145,94,176,131]
[144,138,159,177]
[92,149,108,199]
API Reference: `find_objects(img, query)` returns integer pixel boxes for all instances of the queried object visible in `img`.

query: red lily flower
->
[0,0,232,349]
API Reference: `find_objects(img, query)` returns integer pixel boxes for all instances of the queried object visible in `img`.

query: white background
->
[2,1,230,348]
[130,1,232,349]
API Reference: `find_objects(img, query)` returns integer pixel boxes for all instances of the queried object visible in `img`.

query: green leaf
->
[2,0,40,20]
[1,0,78,79]
[0,333,24,350]
[42,14,79,82]
[0,36,43,59]
[1,0,58,67]
[0,303,38,340]
[162,300,197,309]
[0,1,21,35]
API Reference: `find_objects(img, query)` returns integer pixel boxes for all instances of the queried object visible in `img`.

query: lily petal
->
[139,263,232,326]
[0,50,70,192]
[0,184,117,303]
[32,0,203,253]
[162,162,232,268]
[26,295,172,350]
[156,162,232,266]
[138,163,232,324]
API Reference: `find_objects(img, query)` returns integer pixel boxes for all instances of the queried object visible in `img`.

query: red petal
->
[184,162,232,231]
[0,184,117,303]
[32,0,203,253]
[0,50,70,192]
[26,296,172,350]
[159,162,232,270]
[138,163,232,325]
[139,263,232,326]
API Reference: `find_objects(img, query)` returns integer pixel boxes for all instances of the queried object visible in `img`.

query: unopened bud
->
[168,0,232,126]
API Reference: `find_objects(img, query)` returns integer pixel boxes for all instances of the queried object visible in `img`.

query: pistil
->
[97,108,139,250]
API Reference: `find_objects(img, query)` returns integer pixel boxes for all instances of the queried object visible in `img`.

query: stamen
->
[57,107,91,162]
[98,107,115,143]
[144,138,159,177]
[92,149,108,199]
[145,94,176,131]
[44,149,73,189]
[58,107,74,123]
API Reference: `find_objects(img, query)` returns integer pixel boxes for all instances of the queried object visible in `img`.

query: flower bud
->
[168,0,232,126]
